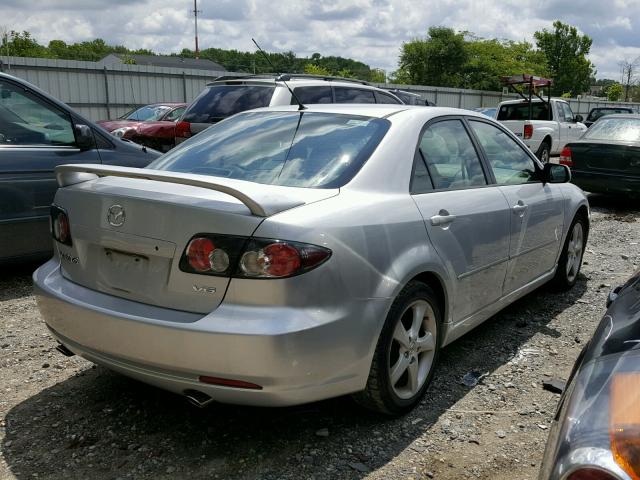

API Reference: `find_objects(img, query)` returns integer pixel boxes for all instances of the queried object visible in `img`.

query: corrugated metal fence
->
[1,55,638,120]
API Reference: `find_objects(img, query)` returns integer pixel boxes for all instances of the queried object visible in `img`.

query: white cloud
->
[2,0,640,80]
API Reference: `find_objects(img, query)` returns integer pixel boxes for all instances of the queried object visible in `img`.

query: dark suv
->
[175,74,404,143]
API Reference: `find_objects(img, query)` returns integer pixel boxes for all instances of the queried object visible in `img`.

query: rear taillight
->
[50,205,72,246]
[176,121,191,138]
[524,124,533,139]
[566,468,619,480]
[560,146,574,166]
[179,235,331,279]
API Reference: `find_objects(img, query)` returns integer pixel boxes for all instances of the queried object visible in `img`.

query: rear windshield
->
[497,103,552,121]
[182,85,275,123]
[150,111,390,188]
[583,117,640,142]
[587,108,634,122]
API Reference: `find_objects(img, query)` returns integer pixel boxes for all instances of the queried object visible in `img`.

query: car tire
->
[551,215,587,290]
[536,141,551,164]
[353,281,442,415]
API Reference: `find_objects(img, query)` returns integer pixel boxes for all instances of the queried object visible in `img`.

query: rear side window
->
[334,87,376,104]
[291,86,332,104]
[497,103,552,121]
[418,120,487,190]
[151,112,390,188]
[182,85,275,123]
[374,91,402,104]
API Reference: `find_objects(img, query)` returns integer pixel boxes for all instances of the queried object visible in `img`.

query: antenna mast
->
[193,0,201,59]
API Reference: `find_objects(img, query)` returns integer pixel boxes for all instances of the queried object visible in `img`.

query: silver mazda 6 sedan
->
[34,104,589,414]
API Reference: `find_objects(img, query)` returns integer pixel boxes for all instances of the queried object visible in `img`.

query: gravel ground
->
[1,194,638,480]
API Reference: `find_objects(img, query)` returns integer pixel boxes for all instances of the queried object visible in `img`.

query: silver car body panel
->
[34,105,590,406]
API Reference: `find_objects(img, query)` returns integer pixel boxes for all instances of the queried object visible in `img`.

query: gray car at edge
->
[0,72,159,263]
[33,104,589,414]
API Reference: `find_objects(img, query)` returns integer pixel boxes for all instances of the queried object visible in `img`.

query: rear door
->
[410,118,511,322]
[0,77,100,261]
[467,119,565,294]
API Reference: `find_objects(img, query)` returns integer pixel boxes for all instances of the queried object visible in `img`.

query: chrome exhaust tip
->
[184,389,214,408]
[55,344,75,357]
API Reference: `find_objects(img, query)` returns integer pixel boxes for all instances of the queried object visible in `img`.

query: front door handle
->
[430,209,456,227]
[512,201,528,217]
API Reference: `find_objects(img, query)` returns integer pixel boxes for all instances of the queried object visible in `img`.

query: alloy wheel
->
[388,300,438,400]
[566,222,584,283]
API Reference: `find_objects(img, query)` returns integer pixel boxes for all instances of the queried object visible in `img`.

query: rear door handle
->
[430,210,456,227]
[512,201,528,217]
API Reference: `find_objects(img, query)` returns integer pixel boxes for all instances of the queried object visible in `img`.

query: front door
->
[410,118,511,322]
[467,119,565,294]
[0,78,100,260]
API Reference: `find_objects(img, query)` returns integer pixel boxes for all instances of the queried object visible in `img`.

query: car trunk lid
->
[53,165,337,314]
[570,141,640,175]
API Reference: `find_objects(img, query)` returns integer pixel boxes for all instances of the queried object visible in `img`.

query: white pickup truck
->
[496,98,587,163]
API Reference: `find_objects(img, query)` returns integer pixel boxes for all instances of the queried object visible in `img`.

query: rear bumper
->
[34,259,386,407]
[571,170,640,194]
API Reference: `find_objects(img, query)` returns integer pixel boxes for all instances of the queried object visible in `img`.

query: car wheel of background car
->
[536,141,551,164]
[551,215,587,290]
[354,281,442,415]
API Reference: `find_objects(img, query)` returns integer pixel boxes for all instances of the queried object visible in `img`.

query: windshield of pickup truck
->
[497,103,552,121]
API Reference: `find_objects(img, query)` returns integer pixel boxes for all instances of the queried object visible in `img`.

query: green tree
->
[533,21,595,96]
[396,27,468,86]
[303,63,331,75]
[605,83,623,101]
[370,68,386,83]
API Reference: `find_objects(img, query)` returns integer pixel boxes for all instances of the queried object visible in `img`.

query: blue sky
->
[3,0,640,81]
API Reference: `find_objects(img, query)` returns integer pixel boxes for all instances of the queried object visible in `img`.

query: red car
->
[97,103,187,152]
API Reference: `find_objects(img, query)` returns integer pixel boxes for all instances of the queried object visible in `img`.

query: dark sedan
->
[584,107,634,128]
[560,114,640,196]
[539,268,640,480]
[0,73,160,263]
[97,103,186,152]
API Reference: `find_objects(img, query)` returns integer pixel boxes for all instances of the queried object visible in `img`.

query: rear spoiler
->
[55,164,319,217]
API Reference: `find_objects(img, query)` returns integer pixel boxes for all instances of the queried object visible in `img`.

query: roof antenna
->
[252,38,306,111]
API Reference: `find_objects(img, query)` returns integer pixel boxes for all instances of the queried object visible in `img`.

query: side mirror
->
[543,163,571,183]
[574,114,583,123]
[74,124,94,150]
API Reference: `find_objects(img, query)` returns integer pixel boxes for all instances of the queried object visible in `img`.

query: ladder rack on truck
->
[501,74,553,120]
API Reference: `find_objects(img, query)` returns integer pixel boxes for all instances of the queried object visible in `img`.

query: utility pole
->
[193,0,201,59]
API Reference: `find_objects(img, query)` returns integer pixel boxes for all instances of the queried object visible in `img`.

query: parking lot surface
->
[1,195,638,480]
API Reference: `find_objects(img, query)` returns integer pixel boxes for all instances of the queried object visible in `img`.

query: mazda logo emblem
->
[107,205,126,227]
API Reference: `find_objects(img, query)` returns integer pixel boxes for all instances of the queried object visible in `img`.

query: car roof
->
[499,98,567,105]
[590,113,640,119]
[247,103,487,120]
[206,76,389,91]
[589,106,633,111]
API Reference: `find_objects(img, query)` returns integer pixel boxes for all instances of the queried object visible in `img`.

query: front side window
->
[163,106,186,122]
[334,87,376,104]
[374,91,402,104]
[0,80,75,146]
[182,85,275,123]
[291,86,332,104]
[561,103,575,122]
[469,120,538,185]
[418,120,487,190]
[150,111,390,188]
